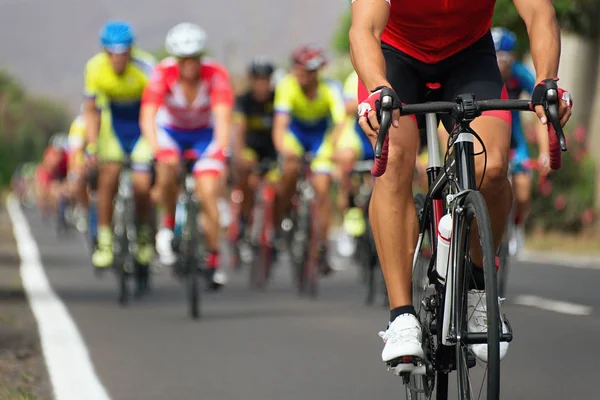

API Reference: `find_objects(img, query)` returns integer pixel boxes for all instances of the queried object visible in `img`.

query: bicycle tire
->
[453,191,500,400]
[111,193,130,306]
[306,199,319,298]
[183,199,201,319]
[257,189,276,289]
[292,197,311,294]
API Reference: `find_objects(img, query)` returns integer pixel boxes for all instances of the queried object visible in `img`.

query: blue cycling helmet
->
[491,27,517,52]
[100,21,134,53]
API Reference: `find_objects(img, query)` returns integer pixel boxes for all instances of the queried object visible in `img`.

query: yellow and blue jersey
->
[274,73,345,133]
[84,48,155,143]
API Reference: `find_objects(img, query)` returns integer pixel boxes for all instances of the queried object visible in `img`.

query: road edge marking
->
[513,294,593,316]
[6,194,112,400]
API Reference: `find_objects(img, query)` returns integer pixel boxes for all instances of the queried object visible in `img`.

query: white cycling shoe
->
[156,228,177,266]
[468,290,509,362]
[379,314,425,373]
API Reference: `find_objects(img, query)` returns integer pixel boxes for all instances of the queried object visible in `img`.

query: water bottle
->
[435,213,453,281]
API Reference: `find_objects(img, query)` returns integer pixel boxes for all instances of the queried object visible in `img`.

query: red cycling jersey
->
[142,58,234,130]
[380,0,495,64]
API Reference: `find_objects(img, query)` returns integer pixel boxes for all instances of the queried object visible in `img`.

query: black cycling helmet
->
[249,56,275,77]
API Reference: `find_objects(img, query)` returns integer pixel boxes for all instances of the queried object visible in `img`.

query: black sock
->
[390,305,417,322]
[468,263,486,290]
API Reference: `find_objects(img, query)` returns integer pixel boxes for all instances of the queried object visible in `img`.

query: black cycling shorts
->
[245,133,277,162]
[383,30,506,144]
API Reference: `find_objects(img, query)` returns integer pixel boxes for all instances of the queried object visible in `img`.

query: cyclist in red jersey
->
[350,0,572,372]
[140,23,233,289]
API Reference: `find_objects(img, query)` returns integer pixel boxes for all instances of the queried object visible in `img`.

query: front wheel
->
[454,191,501,400]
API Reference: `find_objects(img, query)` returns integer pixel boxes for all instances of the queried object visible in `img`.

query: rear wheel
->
[405,193,435,400]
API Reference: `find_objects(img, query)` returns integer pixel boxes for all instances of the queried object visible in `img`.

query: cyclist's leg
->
[510,125,532,226]
[273,126,303,228]
[368,44,425,366]
[131,137,154,265]
[236,147,259,231]
[93,124,123,268]
[440,32,512,360]
[193,135,228,288]
[309,131,336,272]
[154,125,185,266]
[335,120,361,215]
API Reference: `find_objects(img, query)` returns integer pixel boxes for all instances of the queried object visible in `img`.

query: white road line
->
[513,295,593,316]
[6,194,112,400]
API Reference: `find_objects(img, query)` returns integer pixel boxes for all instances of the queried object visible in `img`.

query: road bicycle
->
[372,82,566,399]
[246,159,279,289]
[112,155,150,305]
[171,149,209,319]
[287,152,322,297]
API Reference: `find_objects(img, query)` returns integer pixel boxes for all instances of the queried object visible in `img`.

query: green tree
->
[0,71,71,186]
[332,7,351,55]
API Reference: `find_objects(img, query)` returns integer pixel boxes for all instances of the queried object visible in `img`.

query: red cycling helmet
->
[291,45,326,71]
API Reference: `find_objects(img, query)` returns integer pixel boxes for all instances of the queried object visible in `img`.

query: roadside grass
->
[526,231,600,255]
[0,385,37,400]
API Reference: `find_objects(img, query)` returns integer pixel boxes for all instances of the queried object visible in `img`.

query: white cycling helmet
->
[165,23,207,57]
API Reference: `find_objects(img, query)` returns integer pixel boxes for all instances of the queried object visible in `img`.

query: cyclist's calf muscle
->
[370,117,420,308]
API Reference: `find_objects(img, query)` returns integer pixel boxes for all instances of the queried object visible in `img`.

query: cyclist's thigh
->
[440,33,511,166]
[192,132,227,179]
[282,123,306,160]
[130,136,152,173]
[309,130,334,175]
[377,43,424,168]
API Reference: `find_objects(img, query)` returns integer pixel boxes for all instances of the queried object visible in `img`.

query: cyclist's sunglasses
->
[104,45,131,55]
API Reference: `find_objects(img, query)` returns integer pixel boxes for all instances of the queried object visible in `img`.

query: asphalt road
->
[18,208,600,400]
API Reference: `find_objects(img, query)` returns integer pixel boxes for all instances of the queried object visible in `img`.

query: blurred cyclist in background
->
[334,70,373,256]
[232,57,276,240]
[492,27,550,254]
[272,45,346,274]
[67,106,89,231]
[83,21,156,270]
[35,135,68,220]
[140,22,233,289]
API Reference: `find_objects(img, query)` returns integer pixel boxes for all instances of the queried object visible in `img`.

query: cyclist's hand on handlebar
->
[531,78,573,126]
[357,86,401,139]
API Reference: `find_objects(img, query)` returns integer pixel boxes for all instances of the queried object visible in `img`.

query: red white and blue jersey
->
[141,57,234,130]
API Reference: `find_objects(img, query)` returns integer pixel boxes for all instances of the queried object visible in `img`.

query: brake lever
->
[545,88,567,152]
[374,95,394,158]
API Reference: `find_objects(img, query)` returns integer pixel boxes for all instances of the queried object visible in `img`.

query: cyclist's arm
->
[273,80,292,152]
[83,64,101,151]
[213,104,233,151]
[140,65,168,153]
[210,66,235,151]
[349,0,390,92]
[513,0,560,81]
[329,81,347,145]
[232,97,248,160]
[139,103,160,153]
[83,99,100,150]
[515,62,550,167]
[272,112,290,153]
